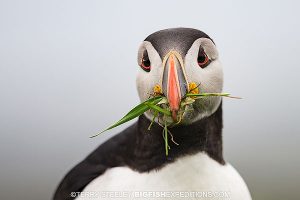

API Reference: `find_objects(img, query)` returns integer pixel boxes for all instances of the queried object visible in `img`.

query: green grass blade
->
[164,121,169,156]
[148,110,158,130]
[91,96,163,138]
[186,93,241,99]
[145,103,171,116]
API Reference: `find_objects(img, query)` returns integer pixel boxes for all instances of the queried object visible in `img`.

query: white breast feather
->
[76,153,251,200]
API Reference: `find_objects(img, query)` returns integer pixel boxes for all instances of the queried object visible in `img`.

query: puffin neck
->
[129,102,224,172]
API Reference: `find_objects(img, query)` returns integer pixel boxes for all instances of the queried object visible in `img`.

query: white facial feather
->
[136,41,163,102]
[136,38,223,124]
[184,38,223,123]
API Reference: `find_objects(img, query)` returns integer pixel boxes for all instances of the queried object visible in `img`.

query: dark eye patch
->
[197,47,210,68]
[140,50,151,72]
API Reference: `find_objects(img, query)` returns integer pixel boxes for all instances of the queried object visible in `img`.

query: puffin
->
[54,28,252,200]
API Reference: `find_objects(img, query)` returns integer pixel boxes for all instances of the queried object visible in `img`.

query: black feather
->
[53,102,224,200]
[145,28,214,59]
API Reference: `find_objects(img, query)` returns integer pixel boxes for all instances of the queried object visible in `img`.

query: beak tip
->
[172,110,178,122]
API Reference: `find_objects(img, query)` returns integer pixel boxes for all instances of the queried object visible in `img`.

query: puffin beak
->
[162,51,188,121]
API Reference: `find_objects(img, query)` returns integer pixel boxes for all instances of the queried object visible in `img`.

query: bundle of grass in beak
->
[91,89,240,156]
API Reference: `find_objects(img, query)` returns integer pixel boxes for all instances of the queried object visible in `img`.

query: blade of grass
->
[186,93,242,99]
[148,110,158,130]
[91,96,163,138]
[145,103,172,116]
[164,121,169,156]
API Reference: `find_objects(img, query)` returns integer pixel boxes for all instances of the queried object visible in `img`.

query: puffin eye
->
[140,50,151,72]
[197,48,210,68]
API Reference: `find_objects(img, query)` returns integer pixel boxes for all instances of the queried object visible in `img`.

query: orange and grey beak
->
[162,51,188,121]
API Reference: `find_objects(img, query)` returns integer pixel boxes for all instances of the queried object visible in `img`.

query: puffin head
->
[136,28,223,125]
